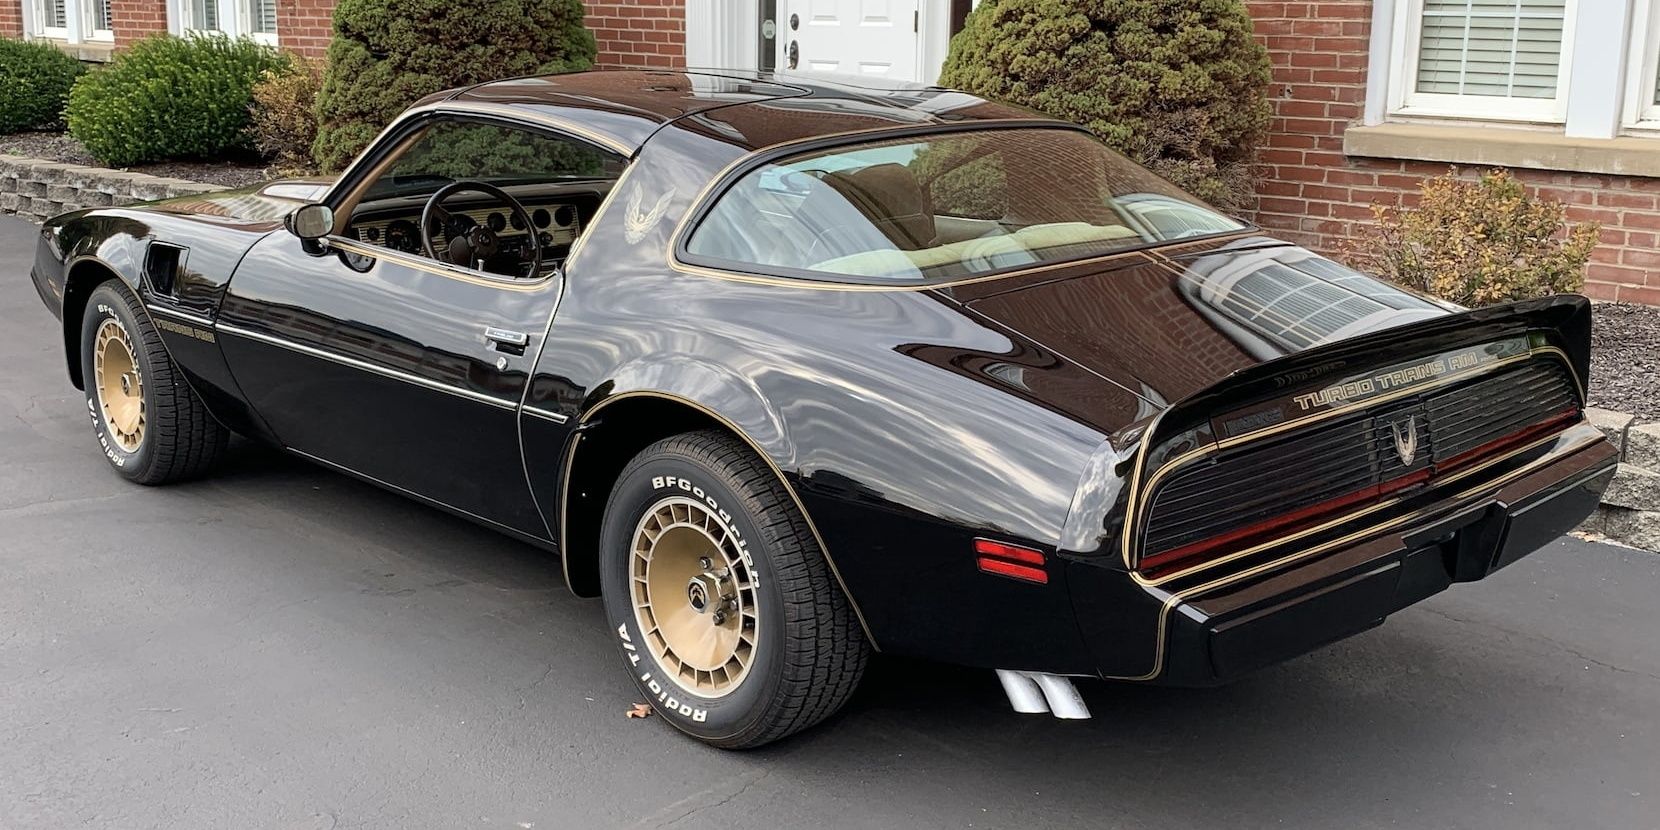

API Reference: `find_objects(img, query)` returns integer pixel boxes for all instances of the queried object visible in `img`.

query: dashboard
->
[343,183,609,276]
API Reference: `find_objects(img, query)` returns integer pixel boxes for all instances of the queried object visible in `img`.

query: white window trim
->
[27,0,72,41]
[85,0,113,42]
[1385,0,1579,125]
[1626,0,1660,131]
[1369,0,1660,141]
[166,0,278,45]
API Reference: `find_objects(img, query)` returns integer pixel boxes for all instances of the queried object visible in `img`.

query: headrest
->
[821,163,937,250]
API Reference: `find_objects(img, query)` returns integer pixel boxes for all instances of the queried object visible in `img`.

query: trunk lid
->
[956,237,1460,412]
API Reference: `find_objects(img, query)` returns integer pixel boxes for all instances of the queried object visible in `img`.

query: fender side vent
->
[143,242,187,297]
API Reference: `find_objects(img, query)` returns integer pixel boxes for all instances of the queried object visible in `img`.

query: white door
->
[783,0,923,81]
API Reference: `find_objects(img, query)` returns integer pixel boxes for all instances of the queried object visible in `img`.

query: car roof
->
[442,68,1051,157]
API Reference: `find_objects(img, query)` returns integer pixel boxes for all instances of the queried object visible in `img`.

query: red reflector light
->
[974,539,1048,584]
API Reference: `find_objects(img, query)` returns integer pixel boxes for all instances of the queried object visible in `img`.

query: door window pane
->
[346,120,625,277]
[1416,0,1567,99]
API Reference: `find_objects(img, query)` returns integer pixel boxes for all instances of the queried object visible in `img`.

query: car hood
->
[949,235,1456,414]
[146,177,336,225]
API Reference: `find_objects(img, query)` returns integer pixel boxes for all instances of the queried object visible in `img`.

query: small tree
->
[312,0,596,172]
[939,0,1272,212]
[1356,169,1600,307]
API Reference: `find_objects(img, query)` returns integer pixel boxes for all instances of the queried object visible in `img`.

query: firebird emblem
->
[1390,416,1419,466]
[623,184,675,244]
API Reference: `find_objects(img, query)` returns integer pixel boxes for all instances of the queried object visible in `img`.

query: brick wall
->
[1245,0,1660,305]
[110,0,167,47]
[277,0,332,58]
[585,0,684,68]
[1,0,22,38]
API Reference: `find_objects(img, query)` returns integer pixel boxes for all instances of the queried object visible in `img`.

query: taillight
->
[975,539,1048,584]
[1136,407,1582,579]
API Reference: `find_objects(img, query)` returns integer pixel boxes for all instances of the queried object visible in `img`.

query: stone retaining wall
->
[1584,409,1660,551]
[0,155,224,222]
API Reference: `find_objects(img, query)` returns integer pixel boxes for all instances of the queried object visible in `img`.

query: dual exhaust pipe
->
[995,669,1091,720]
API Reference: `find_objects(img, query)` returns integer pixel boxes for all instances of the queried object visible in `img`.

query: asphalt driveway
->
[1,215,1657,829]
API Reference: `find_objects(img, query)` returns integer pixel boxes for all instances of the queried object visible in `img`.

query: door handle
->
[485,326,529,355]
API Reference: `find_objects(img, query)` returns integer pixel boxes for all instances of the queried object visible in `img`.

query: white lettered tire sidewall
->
[599,454,788,743]
[80,285,154,476]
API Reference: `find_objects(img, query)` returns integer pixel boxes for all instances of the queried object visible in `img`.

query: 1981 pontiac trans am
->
[29,70,1618,748]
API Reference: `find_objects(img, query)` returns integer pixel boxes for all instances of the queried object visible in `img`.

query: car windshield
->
[682,127,1247,285]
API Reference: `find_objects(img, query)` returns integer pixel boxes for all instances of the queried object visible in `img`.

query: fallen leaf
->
[626,703,652,719]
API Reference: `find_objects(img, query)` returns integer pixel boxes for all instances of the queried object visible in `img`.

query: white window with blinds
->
[1389,0,1578,122]
[27,0,113,41]
[33,0,69,37]
[169,0,277,44]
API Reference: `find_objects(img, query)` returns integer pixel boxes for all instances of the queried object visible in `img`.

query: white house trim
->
[1563,0,1634,139]
[686,0,759,71]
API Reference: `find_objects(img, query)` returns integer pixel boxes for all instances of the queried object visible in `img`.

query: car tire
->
[79,281,228,485]
[598,429,869,749]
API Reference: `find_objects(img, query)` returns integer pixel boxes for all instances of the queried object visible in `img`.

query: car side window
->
[365,122,616,198]
[343,119,627,279]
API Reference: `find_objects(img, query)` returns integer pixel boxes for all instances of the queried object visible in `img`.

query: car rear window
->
[681,127,1246,285]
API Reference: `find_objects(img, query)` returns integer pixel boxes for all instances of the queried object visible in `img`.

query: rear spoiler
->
[1104,294,1593,568]
[1144,294,1592,454]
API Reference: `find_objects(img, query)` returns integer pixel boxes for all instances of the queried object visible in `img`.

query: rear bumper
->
[1069,424,1617,685]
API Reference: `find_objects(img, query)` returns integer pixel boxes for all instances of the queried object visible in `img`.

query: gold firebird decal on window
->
[623,184,675,244]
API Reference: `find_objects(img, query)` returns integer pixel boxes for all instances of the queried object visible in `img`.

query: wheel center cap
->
[686,575,715,614]
[120,373,134,396]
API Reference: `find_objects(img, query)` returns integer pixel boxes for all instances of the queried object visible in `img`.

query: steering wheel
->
[419,181,543,278]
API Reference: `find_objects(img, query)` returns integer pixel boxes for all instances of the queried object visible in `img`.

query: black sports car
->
[28,70,1617,748]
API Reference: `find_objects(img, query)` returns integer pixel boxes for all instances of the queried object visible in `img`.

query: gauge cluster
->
[347,201,583,257]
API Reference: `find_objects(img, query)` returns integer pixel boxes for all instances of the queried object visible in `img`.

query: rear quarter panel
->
[521,127,1152,667]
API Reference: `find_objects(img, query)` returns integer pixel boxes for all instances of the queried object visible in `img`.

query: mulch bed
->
[0,131,268,189]
[1588,303,1660,423]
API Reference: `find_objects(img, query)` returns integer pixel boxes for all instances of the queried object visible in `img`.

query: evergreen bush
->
[313,0,596,172]
[67,35,288,167]
[0,39,86,133]
[939,0,1273,211]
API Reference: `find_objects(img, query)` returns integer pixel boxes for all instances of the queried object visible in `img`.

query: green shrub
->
[313,0,597,172]
[66,34,288,167]
[939,0,1273,212]
[249,55,325,175]
[0,39,86,133]
[1356,169,1600,307]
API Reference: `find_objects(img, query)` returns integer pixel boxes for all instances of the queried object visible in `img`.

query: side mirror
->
[286,203,335,241]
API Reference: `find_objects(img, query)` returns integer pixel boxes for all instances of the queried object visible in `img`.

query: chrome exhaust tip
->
[995,670,1091,720]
